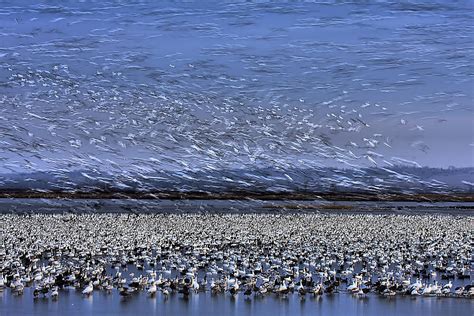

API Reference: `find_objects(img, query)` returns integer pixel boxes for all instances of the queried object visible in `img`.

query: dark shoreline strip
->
[0,190,472,202]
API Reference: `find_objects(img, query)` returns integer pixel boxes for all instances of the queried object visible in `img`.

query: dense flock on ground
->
[0,213,472,301]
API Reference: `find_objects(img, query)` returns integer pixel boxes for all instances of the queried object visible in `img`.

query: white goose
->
[147,282,157,296]
[82,282,94,296]
[347,279,359,293]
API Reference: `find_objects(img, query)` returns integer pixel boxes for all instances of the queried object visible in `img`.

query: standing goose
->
[82,282,93,296]
[51,286,59,300]
[347,279,359,293]
[147,281,157,296]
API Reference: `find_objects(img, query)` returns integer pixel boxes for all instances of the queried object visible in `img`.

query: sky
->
[0,0,473,178]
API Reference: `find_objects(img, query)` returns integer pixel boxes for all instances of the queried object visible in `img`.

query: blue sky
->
[0,1,473,176]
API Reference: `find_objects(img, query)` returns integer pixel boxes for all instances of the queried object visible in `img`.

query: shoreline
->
[0,190,473,202]
[0,197,472,216]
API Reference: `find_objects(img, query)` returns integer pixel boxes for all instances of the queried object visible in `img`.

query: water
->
[1,288,473,316]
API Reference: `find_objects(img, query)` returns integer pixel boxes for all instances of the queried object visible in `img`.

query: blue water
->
[1,286,473,316]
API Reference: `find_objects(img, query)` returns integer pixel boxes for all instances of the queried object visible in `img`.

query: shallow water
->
[1,287,473,316]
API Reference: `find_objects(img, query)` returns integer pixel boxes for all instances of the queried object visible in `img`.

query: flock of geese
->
[0,213,472,302]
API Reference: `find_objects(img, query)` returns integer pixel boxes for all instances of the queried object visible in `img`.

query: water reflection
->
[1,287,473,316]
